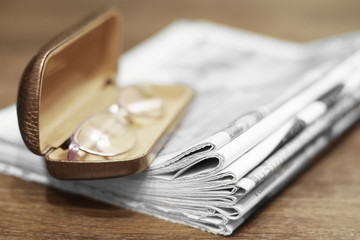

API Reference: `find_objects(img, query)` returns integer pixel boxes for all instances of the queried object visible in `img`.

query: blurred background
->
[2,0,360,108]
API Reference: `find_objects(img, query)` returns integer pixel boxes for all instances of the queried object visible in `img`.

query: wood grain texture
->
[1,0,360,239]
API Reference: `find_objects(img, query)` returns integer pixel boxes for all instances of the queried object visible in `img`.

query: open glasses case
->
[17,9,193,180]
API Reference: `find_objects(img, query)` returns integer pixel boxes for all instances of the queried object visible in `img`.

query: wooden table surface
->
[1,1,360,239]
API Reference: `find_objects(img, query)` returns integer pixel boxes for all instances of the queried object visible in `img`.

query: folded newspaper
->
[1,20,360,235]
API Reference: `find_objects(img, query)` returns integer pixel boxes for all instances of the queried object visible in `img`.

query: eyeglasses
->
[67,86,163,161]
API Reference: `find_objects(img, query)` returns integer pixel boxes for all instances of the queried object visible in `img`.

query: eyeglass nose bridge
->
[109,104,134,124]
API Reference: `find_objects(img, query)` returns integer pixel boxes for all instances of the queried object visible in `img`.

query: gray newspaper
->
[1,20,360,235]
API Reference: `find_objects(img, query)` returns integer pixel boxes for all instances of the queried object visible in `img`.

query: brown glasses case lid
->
[17,9,193,179]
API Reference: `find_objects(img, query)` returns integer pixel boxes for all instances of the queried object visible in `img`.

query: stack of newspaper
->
[1,20,360,235]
